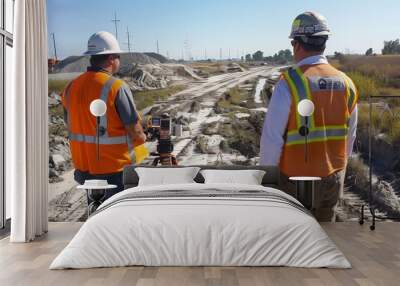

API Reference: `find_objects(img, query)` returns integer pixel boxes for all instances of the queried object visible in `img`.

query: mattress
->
[50,183,351,269]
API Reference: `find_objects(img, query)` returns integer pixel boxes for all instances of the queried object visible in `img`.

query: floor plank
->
[0,222,399,286]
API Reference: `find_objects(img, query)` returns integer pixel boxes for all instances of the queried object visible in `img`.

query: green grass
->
[227,87,246,105]
[347,72,379,100]
[342,55,400,145]
[330,55,400,100]
[379,108,400,143]
[338,55,400,79]
[347,71,400,100]
[378,87,400,97]
[336,55,400,100]
[49,104,64,117]
[335,55,400,183]
[48,79,69,94]
[217,100,233,110]
[358,104,400,143]
[134,85,186,111]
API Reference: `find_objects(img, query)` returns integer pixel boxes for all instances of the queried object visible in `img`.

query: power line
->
[111,12,120,40]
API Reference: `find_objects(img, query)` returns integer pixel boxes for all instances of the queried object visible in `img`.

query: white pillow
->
[200,169,266,185]
[135,167,201,186]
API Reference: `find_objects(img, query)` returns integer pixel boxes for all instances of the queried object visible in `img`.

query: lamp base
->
[289,177,321,210]
[87,189,106,215]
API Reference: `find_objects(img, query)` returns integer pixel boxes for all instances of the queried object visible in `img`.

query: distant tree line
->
[360,39,400,56]
[382,39,400,55]
[244,49,293,64]
[365,48,373,56]
[265,49,293,64]
[244,38,400,63]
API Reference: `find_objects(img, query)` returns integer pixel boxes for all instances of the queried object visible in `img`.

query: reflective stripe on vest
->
[286,126,348,145]
[65,76,136,163]
[96,77,136,163]
[98,77,117,137]
[283,67,348,146]
[69,133,128,144]
[342,75,357,113]
[283,67,315,129]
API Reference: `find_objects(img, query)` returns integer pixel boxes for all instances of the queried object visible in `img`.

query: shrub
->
[347,72,379,100]
[48,79,69,94]
[339,55,400,79]
[358,104,400,143]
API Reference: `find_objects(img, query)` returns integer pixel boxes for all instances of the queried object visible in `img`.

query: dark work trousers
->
[279,170,346,222]
[74,170,125,205]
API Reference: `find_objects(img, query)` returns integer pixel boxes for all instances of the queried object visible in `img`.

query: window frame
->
[0,0,14,231]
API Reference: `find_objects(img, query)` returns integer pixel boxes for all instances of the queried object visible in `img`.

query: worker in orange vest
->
[61,31,148,203]
[260,12,358,222]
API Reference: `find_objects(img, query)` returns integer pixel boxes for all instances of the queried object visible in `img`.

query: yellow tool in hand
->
[133,143,149,164]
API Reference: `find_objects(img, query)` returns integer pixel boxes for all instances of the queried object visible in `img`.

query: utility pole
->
[156,40,159,54]
[228,48,231,60]
[219,48,222,60]
[111,12,120,40]
[51,33,58,61]
[126,26,132,53]
[184,36,191,61]
[204,48,207,60]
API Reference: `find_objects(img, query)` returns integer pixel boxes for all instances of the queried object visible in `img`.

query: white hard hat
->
[289,11,331,39]
[83,31,124,56]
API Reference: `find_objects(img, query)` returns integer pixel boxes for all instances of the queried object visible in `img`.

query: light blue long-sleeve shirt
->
[260,55,358,166]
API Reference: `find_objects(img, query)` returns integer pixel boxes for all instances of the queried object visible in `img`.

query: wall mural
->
[47,2,400,223]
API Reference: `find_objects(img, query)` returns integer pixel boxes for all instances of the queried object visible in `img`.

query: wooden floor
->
[0,222,399,286]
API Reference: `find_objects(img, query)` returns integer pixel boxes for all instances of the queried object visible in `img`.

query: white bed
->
[50,183,351,269]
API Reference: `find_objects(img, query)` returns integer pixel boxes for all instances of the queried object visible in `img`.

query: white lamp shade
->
[297,99,315,117]
[90,99,107,117]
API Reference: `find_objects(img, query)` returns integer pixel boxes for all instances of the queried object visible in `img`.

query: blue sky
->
[47,0,400,60]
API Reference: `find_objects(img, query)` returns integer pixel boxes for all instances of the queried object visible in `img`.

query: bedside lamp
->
[90,99,107,160]
[290,99,319,210]
[297,99,315,163]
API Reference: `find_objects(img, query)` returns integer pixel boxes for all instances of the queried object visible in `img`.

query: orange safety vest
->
[279,64,358,178]
[62,71,142,175]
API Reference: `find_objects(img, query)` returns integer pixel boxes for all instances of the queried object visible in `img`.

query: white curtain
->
[8,0,49,242]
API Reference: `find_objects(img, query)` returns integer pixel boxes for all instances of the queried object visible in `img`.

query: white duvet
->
[50,183,351,269]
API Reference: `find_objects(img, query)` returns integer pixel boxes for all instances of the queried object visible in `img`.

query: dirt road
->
[144,65,281,165]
